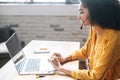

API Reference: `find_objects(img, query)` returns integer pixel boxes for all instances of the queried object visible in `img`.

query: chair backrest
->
[5,32,21,58]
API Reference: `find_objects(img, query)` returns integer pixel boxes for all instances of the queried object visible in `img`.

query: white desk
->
[0,40,80,80]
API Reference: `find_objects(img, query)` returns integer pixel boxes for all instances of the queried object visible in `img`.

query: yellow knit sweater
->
[71,27,120,80]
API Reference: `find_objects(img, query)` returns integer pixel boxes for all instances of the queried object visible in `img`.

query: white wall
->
[0,4,78,16]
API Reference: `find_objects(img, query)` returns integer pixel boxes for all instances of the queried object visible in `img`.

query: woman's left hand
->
[48,55,72,76]
[49,56,61,71]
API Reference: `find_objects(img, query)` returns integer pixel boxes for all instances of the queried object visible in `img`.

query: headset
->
[80,17,88,30]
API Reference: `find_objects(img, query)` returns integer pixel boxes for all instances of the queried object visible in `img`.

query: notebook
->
[6,33,55,75]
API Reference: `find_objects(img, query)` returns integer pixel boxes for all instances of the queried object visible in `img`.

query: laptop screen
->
[6,33,25,63]
[6,33,22,57]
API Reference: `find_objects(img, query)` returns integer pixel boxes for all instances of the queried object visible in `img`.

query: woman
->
[49,0,120,80]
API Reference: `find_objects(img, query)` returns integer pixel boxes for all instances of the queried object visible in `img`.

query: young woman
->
[49,0,120,80]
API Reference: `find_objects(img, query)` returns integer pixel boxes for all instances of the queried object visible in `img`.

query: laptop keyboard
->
[16,58,26,72]
[24,58,40,72]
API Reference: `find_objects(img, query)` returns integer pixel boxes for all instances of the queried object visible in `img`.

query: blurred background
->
[0,0,91,47]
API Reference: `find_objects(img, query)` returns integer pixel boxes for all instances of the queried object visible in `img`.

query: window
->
[0,0,79,4]
[34,0,65,2]
[33,0,66,4]
[0,0,65,4]
[0,0,30,2]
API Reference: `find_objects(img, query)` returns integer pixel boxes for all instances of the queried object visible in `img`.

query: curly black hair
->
[80,0,120,30]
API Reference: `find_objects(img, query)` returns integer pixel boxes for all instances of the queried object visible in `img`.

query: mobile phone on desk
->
[34,48,50,54]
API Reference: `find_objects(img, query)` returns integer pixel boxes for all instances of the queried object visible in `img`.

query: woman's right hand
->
[53,53,66,64]
[49,53,66,64]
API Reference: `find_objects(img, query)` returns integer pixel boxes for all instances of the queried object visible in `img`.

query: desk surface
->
[0,40,80,80]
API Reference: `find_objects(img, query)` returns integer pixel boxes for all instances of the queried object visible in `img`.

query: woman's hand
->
[49,56,61,71]
[48,55,61,70]
[50,53,66,64]
[48,53,72,76]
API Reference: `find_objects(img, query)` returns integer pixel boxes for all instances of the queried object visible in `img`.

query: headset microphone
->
[80,23,84,30]
[80,18,88,30]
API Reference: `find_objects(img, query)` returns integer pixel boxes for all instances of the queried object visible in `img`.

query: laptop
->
[6,33,55,75]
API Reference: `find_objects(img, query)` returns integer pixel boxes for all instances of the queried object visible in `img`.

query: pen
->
[36,74,45,78]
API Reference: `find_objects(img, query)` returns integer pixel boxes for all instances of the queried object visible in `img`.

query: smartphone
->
[34,48,50,54]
